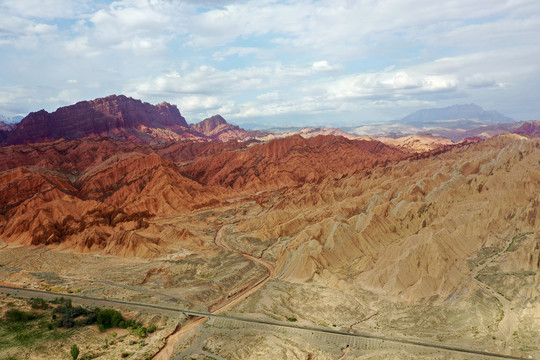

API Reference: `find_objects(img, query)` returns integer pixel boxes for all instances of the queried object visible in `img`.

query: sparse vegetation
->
[5,308,39,322]
[71,344,80,360]
[1,295,159,359]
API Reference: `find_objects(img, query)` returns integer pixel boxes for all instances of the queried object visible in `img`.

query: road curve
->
[152,224,276,359]
[211,224,275,314]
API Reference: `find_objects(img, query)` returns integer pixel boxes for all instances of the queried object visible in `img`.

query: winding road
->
[1,232,530,360]
[152,224,275,359]
[471,234,520,351]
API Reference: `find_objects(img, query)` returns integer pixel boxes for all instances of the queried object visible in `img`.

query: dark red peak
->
[205,115,228,125]
[192,115,229,134]
[4,95,189,145]
[513,121,540,137]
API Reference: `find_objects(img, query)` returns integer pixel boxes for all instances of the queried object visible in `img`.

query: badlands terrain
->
[0,96,539,359]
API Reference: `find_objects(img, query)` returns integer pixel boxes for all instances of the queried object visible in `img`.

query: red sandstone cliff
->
[5,95,190,145]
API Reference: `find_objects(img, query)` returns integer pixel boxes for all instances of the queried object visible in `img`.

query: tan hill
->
[375,133,454,153]
[231,134,539,304]
[256,127,364,141]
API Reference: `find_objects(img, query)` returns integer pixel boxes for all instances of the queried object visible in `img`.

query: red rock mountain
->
[0,121,15,131]
[5,95,193,145]
[513,121,540,137]
[191,115,228,134]
[183,135,410,191]
[190,114,266,142]
[0,121,14,143]
[0,137,247,174]
[4,95,268,145]
[0,134,414,254]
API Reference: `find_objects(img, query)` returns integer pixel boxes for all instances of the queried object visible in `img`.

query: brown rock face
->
[191,115,228,134]
[0,121,15,131]
[0,137,247,174]
[190,114,266,142]
[513,121,540,137]
[0,148,227,254]
[0,121,14,143]
[183,135,410,191]
[5,95,189,145]
[0,134,410,255]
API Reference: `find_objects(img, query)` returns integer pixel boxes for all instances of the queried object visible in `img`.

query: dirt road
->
[152,224,276,359]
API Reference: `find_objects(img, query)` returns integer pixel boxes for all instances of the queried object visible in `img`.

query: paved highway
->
[0,285,528,360]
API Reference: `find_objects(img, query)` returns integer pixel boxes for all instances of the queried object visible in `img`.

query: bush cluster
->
[3,297,154,339]
[5,308,39,322]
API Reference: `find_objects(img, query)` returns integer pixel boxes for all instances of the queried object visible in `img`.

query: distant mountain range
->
[350,103,521,141]
[400,103,513,125]
[0,114,24,124]
[1,98,535,146]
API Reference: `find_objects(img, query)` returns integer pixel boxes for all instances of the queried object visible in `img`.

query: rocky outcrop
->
[513,121,540,137]
[3,96,269,145]
[190,114,266,142]
[191,115,228,134]
[0,121,14,143]
[0,137,247,173]
[0,121,15,131]
[5,95,190,145]
[233,134,540,302]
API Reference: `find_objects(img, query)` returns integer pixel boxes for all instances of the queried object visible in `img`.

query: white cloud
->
[2,0,87,19]
[381,72,420,90]
[1,0,540,123]
[312,61,343,73]
[212,47,261,61]
[465,74,497,89]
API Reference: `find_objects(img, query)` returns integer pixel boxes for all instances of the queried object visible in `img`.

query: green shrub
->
[147,324,156,333]
[5,308,39,321]
[97,309,123,329]
[71,344,80,360]
[31,298,49,309]
[129,325,147,338]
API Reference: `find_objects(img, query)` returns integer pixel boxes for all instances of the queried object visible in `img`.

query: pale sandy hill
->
[235,134,539,302]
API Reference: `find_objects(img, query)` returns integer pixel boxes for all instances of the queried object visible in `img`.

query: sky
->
[0,0,539,127]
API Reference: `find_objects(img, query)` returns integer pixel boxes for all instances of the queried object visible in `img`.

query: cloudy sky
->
[1,0,539,127]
